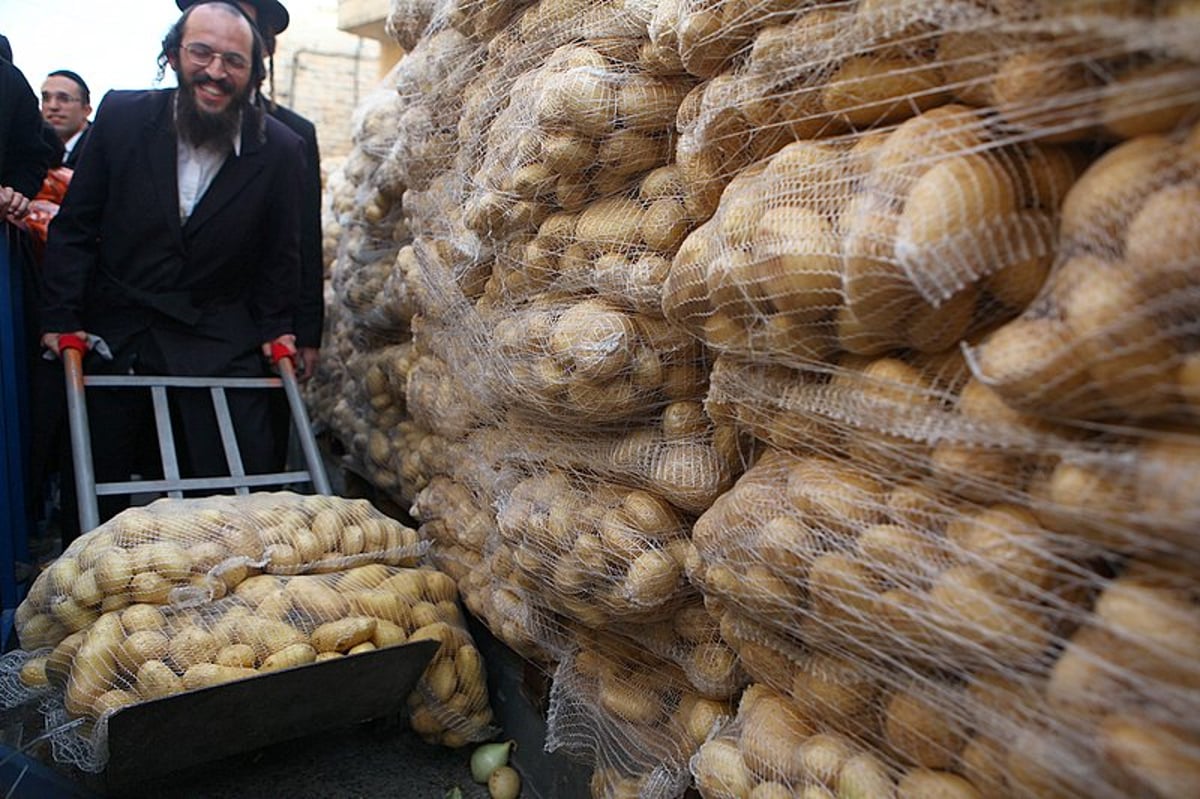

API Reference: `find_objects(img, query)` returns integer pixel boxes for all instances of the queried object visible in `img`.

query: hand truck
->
[57,334,332,533]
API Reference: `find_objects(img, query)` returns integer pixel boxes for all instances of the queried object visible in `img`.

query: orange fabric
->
[21,166,73,259]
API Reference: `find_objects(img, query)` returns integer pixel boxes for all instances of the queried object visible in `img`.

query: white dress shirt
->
[176,104,242,225]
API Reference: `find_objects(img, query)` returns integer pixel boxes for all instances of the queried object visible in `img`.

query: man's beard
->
[176,73,250,148]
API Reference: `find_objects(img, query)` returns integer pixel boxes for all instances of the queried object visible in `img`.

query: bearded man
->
[39,1,307,527]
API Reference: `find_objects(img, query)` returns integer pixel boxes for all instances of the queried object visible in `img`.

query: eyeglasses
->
[41,91,83,105]
[182,42,250,72]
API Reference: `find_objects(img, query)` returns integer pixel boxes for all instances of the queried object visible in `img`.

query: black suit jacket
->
[269,103,323,348]
[0,58,58,197]
[41,89,305,376]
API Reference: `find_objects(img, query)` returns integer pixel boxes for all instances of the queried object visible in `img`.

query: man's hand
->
[262,334,298,364]
[1,186,31,221]
[41,330,90,357]
[295,347,320,384]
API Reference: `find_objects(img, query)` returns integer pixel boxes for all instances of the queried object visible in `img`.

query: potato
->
[799,733,854,786]
[598,130,670,178]
[168,626,219,671]
[118,629,170,674]
[899,152,1019,257]
[19,657,49,688]
[135,658,185,700]
[885,686,968,769]
[576,198,645,253]
[214,643,257,669]
[1124,183,1200,294]
[623,549,681,607]
[752,207,842,323]
[791,653,880,726]
[873,105,988,184]
[836,753,894,799]
[92,688,139,717]
[926,566,1051,661]
[739,691,812,779]
[598,671,662,725]
[46,629,87,689]
[896,769,983,799]
[1101,61,1200,139]
[823,56,947,127]
[1061,258,1178,417]
[541,133,596,176]
[1060,134,1177,242]
[285,577,350,619]
[1100,715,1200,799]
[904,284,979,354]
[134,542,191,581]
[1093,578,1200,684]
[93,548,134,594]
[310,617,378,654]
[990,49,1096,142]
[970,316,1094,415]
[549,299,634,381]
[641,198,690,253]
[260,642,317,672]
[129,571,173,604]
[694,738,754,799]
[50,597,99,633]
[182,662,258,690]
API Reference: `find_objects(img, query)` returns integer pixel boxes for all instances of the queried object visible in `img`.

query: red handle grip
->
[59,333,88,353]
[270,341,295,364]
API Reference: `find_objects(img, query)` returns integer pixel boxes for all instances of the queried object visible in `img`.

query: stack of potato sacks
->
[0,494,496,771]
[308,0,1200,797]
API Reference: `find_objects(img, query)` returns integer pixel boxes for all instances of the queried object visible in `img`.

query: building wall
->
[268,0,384,163]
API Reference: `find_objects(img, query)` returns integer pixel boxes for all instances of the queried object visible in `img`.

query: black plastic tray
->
[103,639,439,790]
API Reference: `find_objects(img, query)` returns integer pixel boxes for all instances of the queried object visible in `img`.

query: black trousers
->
[82,334,276,526]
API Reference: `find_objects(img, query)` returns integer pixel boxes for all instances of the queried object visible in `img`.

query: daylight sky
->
[4,0,326,106]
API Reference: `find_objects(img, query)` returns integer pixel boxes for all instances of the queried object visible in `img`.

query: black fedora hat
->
[175,0,290,34]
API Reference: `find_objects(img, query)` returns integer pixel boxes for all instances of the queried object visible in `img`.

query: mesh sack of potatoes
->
[8,565,493,771]
[385,0,441,50]
[648,0,803,82]
[329,200,412,341]
[318,344,419,496]
[691,558,1200,799]
[705,349,1070,495]
[932,1,1200,144]
[688,446,1112,678]
[406,348,497,439]
[546,631,735,799]
[707,348,1200,560]
[478,294,709,425]
[458,548,571,664]
[473,165,702,318]
[671,1,1200,224]
[665,104,1089,368]
[603,598,748,700]
[475,399,745,515]
[461,43,696,246]
[672,1,962,222]
[15,495,426,652]
[967,122,1200,423]
[390,28,484,192]
[494,470,697,629]
[320,164,344,278]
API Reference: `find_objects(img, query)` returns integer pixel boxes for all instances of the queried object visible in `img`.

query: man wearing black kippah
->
[40,69,93,168]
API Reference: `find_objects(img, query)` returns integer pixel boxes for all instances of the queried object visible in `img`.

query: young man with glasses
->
[40,70,92,168]
[38,1,307,527]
